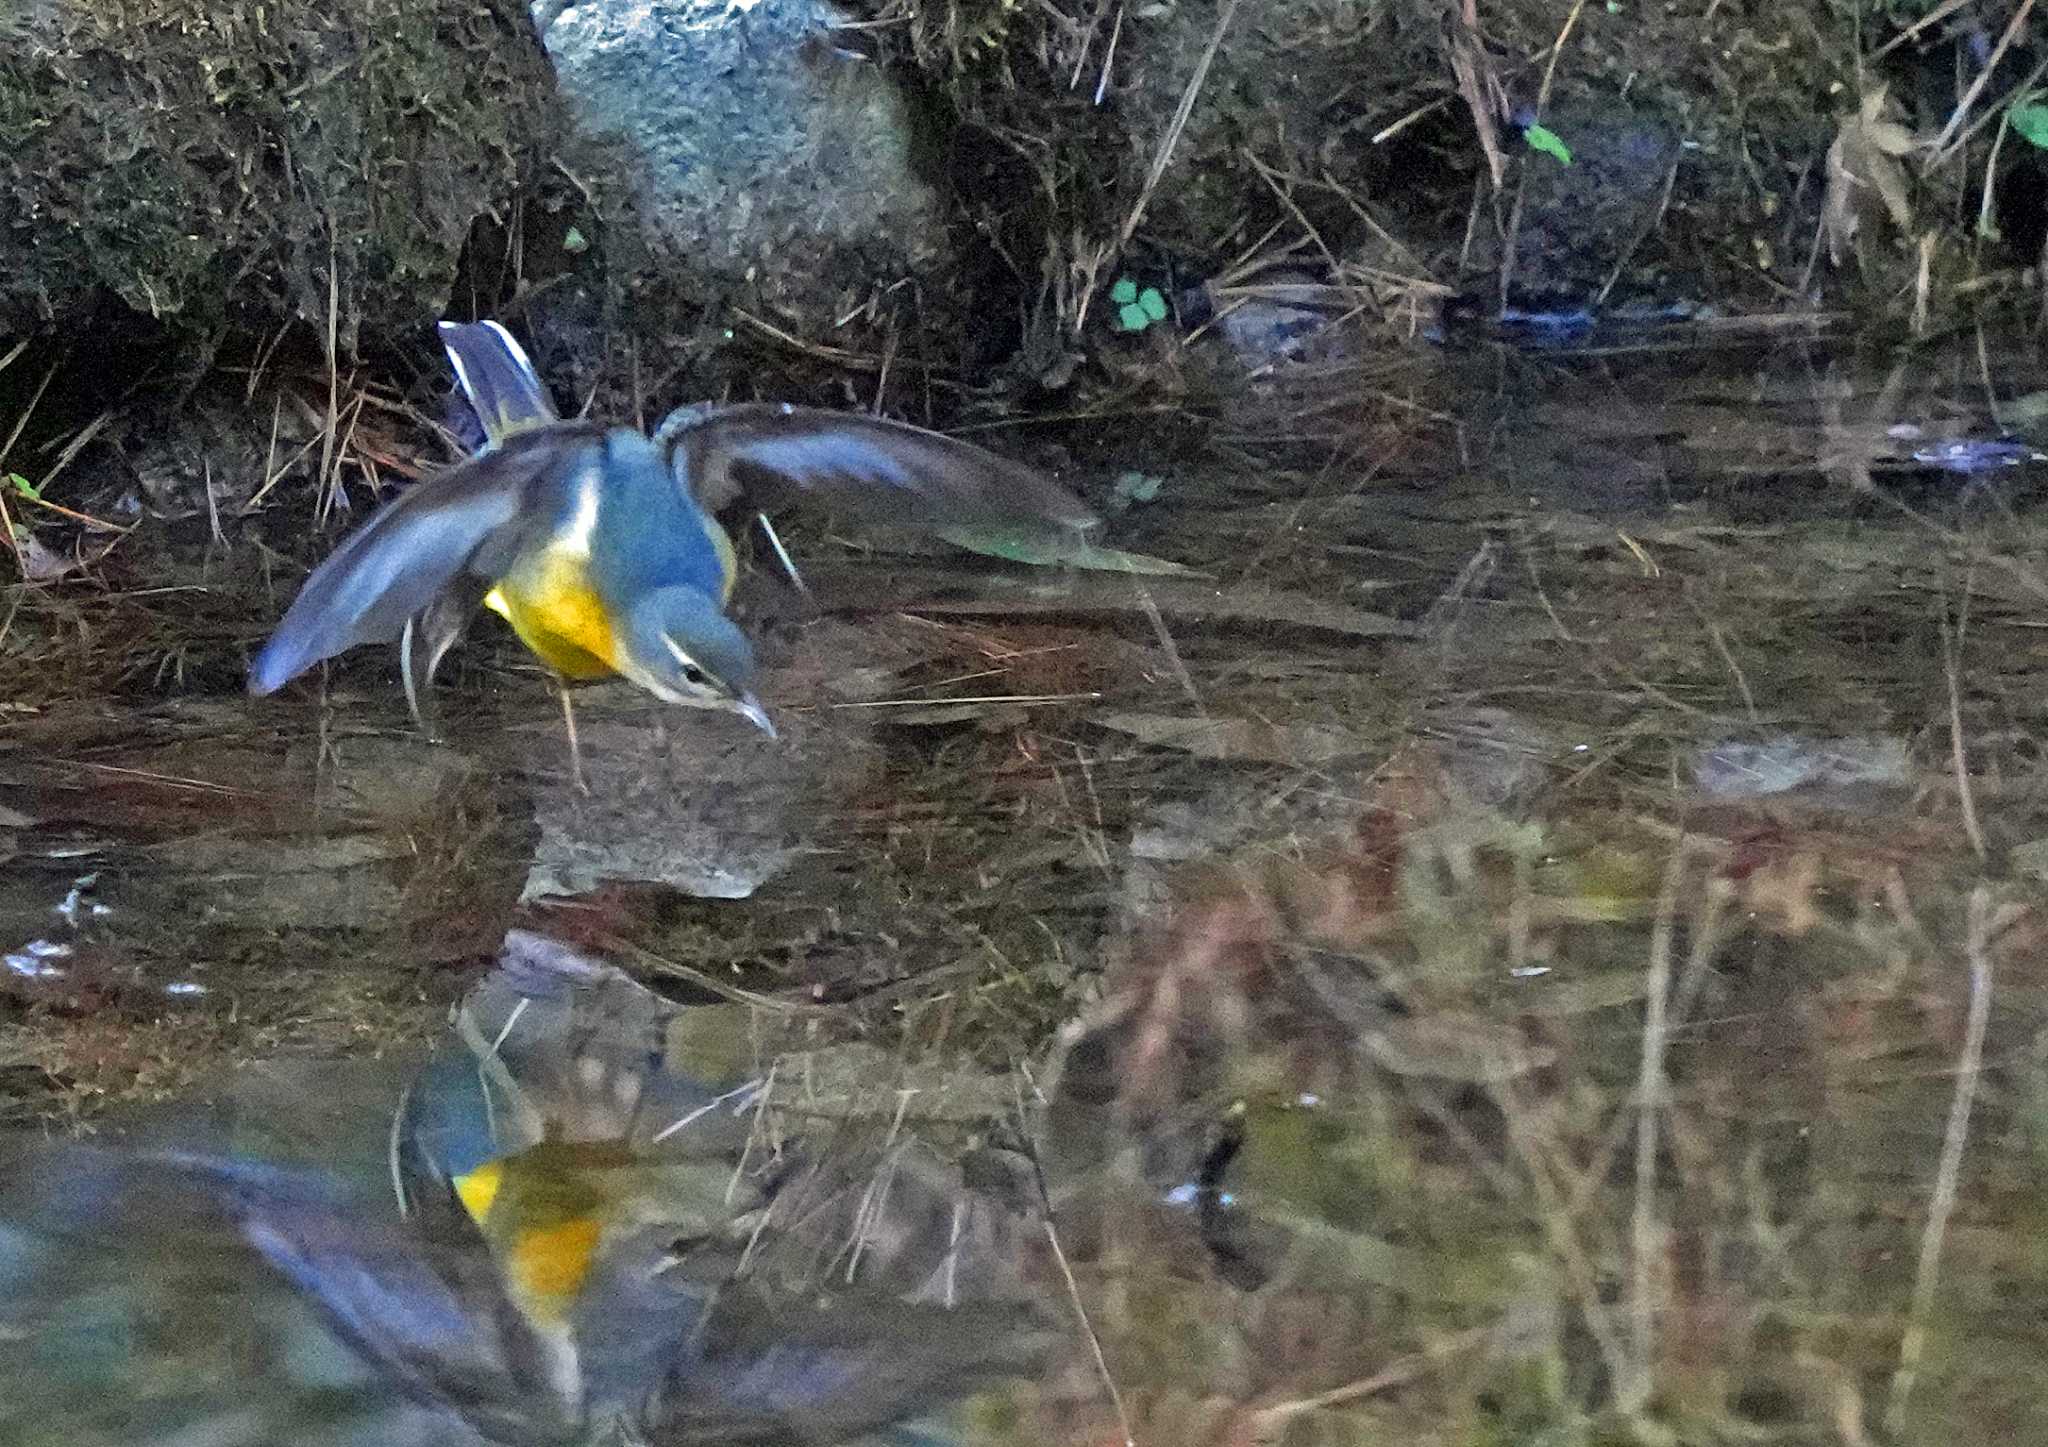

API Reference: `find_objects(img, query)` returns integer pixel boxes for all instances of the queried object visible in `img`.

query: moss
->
[868,0,1900,325]
[0,0,562,349]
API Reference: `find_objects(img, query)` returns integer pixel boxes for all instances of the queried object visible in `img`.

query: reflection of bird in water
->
[3,933,1057,1447]
[249,319,1097,787]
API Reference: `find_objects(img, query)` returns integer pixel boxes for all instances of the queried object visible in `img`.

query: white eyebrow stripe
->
[662,635,703,674]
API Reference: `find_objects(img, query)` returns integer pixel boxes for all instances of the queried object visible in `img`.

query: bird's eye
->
[661,635,714,689]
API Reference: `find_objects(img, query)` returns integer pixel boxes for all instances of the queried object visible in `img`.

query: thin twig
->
[1943,580,1987,862]
[1883,883,1995,1437]
[1136,582,1204,714]
[1912,230,1934,337]
[1493,1073,1636,1398]
[1042,1214,1136,1447]
[1118,0,1242,248]
[204,458,223,549]
[1094,1,1125,106]
[1318,167,1427,270]
[1066,0,1115,90]
[317,223,340,517]
[1243,151,1340,273]
[733,308,889,371]
[1594,149,1683,309]
[0,352,61,479]
[0,489,20,580]
[36,410,114,499]
[1691,590,1759,724]
[1256,1327,1492,1425]
[1929,0,2035,159]
[1628,838,1686,1410]
[1373,93,1457,147]
[1535,0,1586,110]
[828,691,1102,710]
[1448,0,1506,192]
[1870,0,1977,61]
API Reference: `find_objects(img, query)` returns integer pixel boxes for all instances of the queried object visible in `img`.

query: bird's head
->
[613,586,773,736]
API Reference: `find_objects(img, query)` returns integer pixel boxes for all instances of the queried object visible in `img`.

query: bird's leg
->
[557,678,589,795]
[399,615,441,740]
[400,596,472,743]
[754,512,811,596]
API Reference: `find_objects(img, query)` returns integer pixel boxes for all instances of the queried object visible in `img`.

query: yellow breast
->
[453,1149,609,1325]
[484,567,618,681]
[482,472,620,680]
[503,1212,604,1313]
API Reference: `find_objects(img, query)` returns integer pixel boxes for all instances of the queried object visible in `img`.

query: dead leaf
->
[1824,86,1917,266]
[14,530,79,583]
[933,523,1203,577]
[1098,712,1374,764]
[805,560,1419,642]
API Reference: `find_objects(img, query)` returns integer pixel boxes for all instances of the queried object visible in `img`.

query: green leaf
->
[1110,276,1138,305]
[1523,123,1572,165]
[1116,301,1150,332]
[1137,286,1169,322]
[562,226,588,253]
[7,473,39,501]
[2011,102,2048,149]
[935,524,1201,576]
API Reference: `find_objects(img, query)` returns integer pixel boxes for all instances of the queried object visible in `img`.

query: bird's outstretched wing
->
[439,320,561,448]
[639,1291,1059,1447]
[653,403,1098,533]
[247,430,594,696]
[147,1150,584,1447]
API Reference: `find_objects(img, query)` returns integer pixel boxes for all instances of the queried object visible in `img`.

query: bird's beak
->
[734,692,778,739]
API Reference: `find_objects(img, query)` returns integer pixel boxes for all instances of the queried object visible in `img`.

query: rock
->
[522,687,820,902]
[536,0,947,332]
[519,618,890,902]
[1692,734,1912,803]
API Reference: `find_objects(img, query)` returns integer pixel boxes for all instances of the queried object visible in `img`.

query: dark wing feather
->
[247,432,589,695]
[438,319,562,449]
[653,403,1097,532]
[149,1151,579,1447]
[641,1293,1057,1447]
